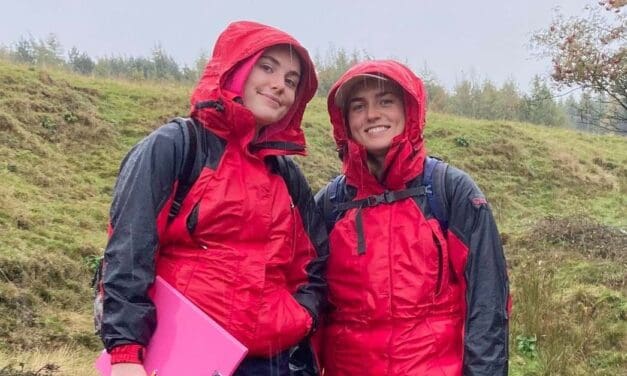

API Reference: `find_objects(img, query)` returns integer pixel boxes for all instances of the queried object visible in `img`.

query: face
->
[242,45,302,128]
[345,79,406,158]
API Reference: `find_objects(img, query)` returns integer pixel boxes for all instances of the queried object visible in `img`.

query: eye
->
[285,77,298,89]
[380,96,396,106]
[349,102,365,112]
[259,63,273,73]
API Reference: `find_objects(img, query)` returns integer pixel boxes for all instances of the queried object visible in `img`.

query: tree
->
[12,34,64,67]
[418,63,449,113]
[68,47,95,75]
[532,2,626,132]
[477,80,499,120]
[14,36,36,64]
[315,46,369,96]
[424,81,449,113]
[449,78,480,118]
[521,76,566,127]
[600,0,627,11]
[152,44,182,80]
[496,79,522,121]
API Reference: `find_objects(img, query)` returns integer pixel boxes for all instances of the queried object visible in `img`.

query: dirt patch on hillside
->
[528,216,626,262]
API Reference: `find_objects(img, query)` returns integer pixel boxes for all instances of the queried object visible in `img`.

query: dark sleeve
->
[446,166,509,376]
[282,158,329,331]
[100,122,187,350]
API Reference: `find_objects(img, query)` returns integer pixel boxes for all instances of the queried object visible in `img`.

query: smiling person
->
[97,21,327,376]
[315,60,510,375]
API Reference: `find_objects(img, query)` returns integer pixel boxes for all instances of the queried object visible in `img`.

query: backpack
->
[319,156,449,253]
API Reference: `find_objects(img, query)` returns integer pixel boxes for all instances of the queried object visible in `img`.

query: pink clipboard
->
[95,276,248,376]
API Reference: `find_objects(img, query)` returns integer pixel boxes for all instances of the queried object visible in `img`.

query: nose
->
[270,74,285,92]
[366,104,380,121]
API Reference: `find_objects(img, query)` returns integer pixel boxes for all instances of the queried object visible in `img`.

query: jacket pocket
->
[186,202,200,235]
[428,219,449,299]
[251,288,312,356]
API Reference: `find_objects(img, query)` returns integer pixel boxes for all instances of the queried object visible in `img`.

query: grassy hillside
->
[0,60,625,376]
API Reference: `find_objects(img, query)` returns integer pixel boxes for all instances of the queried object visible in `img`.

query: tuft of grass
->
[507,215,626,376]
[0,346,99,376]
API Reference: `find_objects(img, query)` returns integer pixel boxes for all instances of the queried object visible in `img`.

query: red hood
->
[190,21,317,157]
[327,60,427,194]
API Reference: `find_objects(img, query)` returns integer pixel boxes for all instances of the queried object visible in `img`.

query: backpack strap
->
[321,175,347,232]
[336,186,429,211]
[348,186,432,255]
[167,117,207,222]
[423,156,449,231]
[319,156,450,255]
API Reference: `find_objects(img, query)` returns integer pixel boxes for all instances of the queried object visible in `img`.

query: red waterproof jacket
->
[100,21,328,363]
[316,61,509,375]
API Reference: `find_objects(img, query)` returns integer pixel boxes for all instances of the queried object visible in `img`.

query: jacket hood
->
[327,60,427,193]
[190,20,317,157]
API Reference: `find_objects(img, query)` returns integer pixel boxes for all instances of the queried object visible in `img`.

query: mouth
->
[258,91,281,106]
[364,125,390,134]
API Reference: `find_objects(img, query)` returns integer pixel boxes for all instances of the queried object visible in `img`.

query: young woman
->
[316,60,509,375]
[99,21,327,376]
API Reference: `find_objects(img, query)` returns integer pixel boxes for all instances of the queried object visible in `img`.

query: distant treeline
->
[0,34,208,82]
[315,47,618,134]
[0,34,616,134]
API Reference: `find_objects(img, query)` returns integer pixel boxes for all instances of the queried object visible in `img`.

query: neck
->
[366,152,386,182]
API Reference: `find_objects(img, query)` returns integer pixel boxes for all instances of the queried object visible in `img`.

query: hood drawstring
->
[195,100,225,113]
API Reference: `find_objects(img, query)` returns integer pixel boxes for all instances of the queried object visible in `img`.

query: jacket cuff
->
[110,344,144,364]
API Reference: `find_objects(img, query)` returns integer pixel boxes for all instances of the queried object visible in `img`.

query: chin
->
[366,146,390,157]
[254,112,284,127]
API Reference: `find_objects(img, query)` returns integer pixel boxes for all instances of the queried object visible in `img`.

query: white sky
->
[0,0,599,93]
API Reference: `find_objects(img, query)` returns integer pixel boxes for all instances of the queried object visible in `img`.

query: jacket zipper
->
[433,233,444,296]
[290,201,297,258]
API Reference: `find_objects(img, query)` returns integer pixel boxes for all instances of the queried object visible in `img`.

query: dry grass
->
[508,215,626,375]
[0,347,99,376]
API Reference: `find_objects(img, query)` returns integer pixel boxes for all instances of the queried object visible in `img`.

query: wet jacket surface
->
[100,21,328,359]
[316,61,509,375]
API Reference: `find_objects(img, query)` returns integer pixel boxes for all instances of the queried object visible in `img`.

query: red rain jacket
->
[316,61,509,375]
[100,21,327,363]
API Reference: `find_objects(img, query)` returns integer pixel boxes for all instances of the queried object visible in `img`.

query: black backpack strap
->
[272,155,302,201]
[167,117,200,222]
[344,186,430,255]
[423,156,449,231]
[321,175,347,232]
[321,157,449,256]
[337,186,429,211]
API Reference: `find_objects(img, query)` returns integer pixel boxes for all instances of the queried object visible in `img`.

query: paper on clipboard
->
[95,276,248,376]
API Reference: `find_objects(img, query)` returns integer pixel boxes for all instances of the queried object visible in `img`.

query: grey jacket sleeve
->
[446,166,509,376]
[100,123,187,350]
[277,157,329,331]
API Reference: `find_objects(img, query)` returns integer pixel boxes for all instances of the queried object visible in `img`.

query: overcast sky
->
[2,0,598,92]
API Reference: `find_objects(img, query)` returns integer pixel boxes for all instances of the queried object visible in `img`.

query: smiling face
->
[345,78,406,159]
[242,45,302,128]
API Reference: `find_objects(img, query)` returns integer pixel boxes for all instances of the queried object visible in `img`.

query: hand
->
[111,363,147,376]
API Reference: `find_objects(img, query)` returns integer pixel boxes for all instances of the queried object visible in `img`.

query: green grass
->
[0,59,625,375]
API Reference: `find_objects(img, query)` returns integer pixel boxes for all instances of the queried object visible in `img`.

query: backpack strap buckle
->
[382,190,395,203]
[365,194,382,207]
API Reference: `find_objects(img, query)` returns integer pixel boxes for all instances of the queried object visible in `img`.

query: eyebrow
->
[348,90,397,104]
[259,55,301,78]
